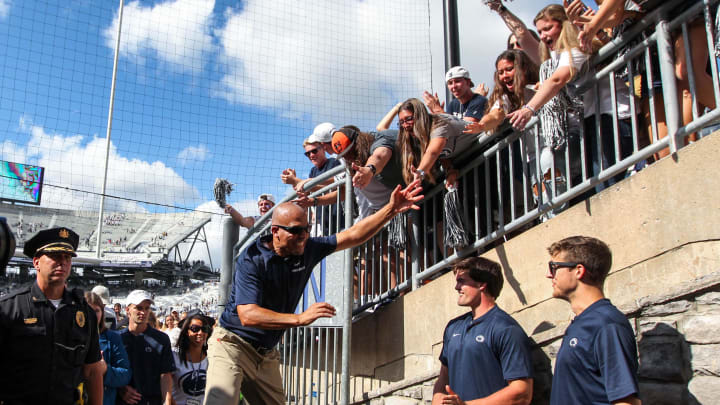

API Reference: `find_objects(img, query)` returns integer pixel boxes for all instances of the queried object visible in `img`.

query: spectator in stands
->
[172,312,212,405]
[422,66,488,124]
[394,98,474,189]
[576,0,716,154]
[562,0,638,188]
[432,257,533,404]
[486,0,542,65]
[86,291,132,405]
[92,284,118,330]
[224,194,275,231]
[507,5,598,219]
[282,136,344,235]
[119,290,175,405]
[507,31,541,53]
[296,125,407,297]
[546,236,639,404]
[464,50,539,136]
[205,181,423,405]
[114,302,126,325]
[165,314,182,349]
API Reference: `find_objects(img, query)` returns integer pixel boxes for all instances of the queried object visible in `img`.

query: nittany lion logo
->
[475,335,485,343]
[569,338,578,347]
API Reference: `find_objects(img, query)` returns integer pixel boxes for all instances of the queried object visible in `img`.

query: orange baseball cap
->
[331,127,358,157]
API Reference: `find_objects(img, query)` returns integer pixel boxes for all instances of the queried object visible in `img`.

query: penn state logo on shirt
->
[179,369,207,397]
[285,256,305,273]
[568,337,579,347]
[475,335,485,343]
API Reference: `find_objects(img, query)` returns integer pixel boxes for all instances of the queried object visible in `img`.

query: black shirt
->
[0,282,101,405]
[119,326,176,405]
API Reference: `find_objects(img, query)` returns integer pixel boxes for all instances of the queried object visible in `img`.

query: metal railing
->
[219,1,720,402]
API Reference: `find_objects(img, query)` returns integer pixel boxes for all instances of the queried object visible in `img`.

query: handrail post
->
[340,166,353,404]
[655,17,682,154]
[410,210,421,291]
[218,217,238,315]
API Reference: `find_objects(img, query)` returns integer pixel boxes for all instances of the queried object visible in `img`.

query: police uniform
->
[0,228,101,405]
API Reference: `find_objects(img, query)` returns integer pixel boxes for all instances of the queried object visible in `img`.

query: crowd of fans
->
[223,0,718,302]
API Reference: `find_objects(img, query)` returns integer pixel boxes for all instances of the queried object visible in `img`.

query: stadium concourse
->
[0,203,217,287]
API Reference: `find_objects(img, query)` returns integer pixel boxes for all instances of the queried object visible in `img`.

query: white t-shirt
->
[165,327,181,349]
[430,114,478,159]
[172,352,208,405]
[490,94,512,114]
[553,48,632,119]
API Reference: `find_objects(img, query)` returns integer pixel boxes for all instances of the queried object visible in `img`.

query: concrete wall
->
[348,133,720,404]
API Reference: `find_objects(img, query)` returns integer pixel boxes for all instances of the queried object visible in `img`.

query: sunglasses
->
[304,147,320,157]
[188,324,210,333]
[548,261,580,277]
[273,224,311,235]
[397,116,414,126]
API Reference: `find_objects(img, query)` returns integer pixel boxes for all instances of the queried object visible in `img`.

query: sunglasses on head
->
[273,224,311,235]
[548,261,580,277]
[188,324,210,333]
[304,147,320,157]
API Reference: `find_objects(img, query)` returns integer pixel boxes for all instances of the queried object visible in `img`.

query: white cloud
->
[104,0,215,73]
[1,116,199,213]
[213,0,433,123]
[0,0,10,19]
[177,144,210,165]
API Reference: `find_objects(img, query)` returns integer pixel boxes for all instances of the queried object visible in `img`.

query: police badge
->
[76,310,86,328]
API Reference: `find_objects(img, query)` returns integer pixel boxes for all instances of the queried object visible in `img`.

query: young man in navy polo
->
[547,236,640,405]
[433,257,533,405]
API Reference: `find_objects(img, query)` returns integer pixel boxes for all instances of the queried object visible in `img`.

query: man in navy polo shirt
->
[205,180,423,405]
[433,257,533,405]
[546,236,640,405]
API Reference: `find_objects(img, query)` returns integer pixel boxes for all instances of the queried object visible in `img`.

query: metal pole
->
[95,0,124,258]
[340,168,353,404]
[442,0,460,104]
[655,18,681,154]
[410,210,421,290]
[218,217,238,314]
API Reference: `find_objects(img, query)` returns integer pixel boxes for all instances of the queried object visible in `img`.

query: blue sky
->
[0,0,558,263]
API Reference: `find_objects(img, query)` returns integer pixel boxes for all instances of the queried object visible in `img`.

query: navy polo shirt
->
[446,93,487,121]
[220,234,337,349]
[119,326,176,405]
[439,306,533,401]
[550,299,639,405]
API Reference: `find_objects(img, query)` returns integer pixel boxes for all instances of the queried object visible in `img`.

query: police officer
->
[0,227,104,405]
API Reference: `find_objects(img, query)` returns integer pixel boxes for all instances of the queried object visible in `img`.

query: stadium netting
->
[0,0,434,266]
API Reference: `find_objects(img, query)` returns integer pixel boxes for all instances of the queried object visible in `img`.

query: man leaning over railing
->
[203,180,423,405]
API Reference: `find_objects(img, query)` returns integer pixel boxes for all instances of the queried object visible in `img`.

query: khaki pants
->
[204,325,285,405]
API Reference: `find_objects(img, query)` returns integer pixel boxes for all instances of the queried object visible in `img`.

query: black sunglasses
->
[273,224,311,235]
[188,324,210,333]
[304,147,320,157]
[548,261,580,277]
[397,116,414,126]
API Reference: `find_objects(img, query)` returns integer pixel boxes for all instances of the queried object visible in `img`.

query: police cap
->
[23,227,79,258]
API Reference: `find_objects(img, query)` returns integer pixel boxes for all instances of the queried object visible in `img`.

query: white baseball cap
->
[445,66,474,86]
[125,290,154,307]
[308,122,336,144]
[257,193,275,204]
[91,285,111,305]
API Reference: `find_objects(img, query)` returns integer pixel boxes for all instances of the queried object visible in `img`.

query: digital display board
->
[0,160,45,205]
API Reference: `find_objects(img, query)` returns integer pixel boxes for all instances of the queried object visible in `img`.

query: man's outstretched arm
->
[334,180,423,252]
